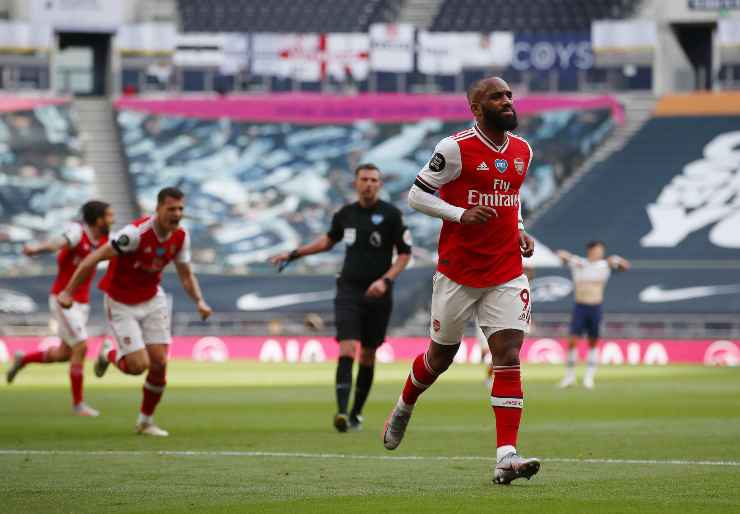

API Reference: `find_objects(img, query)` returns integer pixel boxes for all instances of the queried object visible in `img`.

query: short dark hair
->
[354,163,381,177]
[157,187,185,205]
[81,200,110,226]
[467,76,508,104]
[586,240,605,251]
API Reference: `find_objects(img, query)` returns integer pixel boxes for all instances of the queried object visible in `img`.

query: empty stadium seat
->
[430,0,639,33]
[114,100,614,273]
[0,100,95,274]
[177,0,400,33]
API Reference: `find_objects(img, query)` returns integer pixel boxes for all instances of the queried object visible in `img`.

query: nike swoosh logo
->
[236,290,335,310]
[639,284,740,303]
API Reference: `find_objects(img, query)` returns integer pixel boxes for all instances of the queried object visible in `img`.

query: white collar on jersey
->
[82,224,100,246]
[473,123,509,153]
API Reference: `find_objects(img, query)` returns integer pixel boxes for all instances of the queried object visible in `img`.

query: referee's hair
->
[354,163,381,176]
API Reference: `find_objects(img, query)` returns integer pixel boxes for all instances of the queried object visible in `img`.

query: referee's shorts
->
[334,278,392,348]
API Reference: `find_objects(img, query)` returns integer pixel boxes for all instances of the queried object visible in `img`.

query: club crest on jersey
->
[494,159,508,173]
[428,152,446,172]
[371,214,384,225]
[514,158,525,174]
[476,161,489,171]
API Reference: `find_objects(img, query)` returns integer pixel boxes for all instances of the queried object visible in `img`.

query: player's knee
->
[359,347,376,366]
[69,344,87,363]
[126,355,150,375]
[127,363,147,375]
[426,343,457,373]
[50,344,72,362]
[494,345,521,366]
[338,340,357,358]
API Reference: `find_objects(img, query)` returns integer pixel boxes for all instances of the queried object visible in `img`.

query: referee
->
[270,163,412,432]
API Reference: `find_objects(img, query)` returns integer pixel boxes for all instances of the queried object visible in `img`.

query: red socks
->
[401,353,439,406]
[141,367,167,416]
[69,363,84,406]
[21,350,48,365]
[107,348,133,375]
[490,365,523,448]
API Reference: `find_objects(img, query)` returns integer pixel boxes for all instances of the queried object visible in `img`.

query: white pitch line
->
[0,449,739,467]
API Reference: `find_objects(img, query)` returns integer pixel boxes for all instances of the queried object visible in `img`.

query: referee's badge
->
[370,231,382,247]
[371,214,384,225]
[344,228,356,245]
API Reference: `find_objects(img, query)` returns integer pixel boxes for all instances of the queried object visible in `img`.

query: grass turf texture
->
[1,362,739,514]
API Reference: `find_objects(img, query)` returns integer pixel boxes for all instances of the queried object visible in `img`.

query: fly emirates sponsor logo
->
[467,179,520,208]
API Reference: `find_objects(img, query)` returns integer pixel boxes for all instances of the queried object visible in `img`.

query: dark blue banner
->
[511,32,593,71]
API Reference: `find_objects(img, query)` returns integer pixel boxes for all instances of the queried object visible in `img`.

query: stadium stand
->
[177,0,401,33]
[115,97,615,273]
[430,0,641,33]
[0,99,95,275]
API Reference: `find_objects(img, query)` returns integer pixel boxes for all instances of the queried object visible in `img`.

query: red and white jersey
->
[51,223,107,304]
[99,216,190,305]
[414,124,533,288]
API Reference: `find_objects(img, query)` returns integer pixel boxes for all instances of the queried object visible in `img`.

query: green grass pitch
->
[2,361,739,513]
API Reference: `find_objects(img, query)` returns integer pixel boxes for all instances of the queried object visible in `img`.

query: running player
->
[270,164,411,433]
[57,187,212,436]
[557,242,630,389]
[383,77,540,485]
[6,201,113,417]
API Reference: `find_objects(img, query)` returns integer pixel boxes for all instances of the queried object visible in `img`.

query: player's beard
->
[483,105,518,131]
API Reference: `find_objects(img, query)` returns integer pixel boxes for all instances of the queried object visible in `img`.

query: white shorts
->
[430,273,531,345]
[49,295,90,346]
[104,289,171,358]
[473,319,489,351]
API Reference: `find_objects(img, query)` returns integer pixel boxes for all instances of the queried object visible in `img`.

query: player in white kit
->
[557,241,630,389]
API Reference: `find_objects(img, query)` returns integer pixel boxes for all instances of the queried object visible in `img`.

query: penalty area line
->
[0,449,738,467]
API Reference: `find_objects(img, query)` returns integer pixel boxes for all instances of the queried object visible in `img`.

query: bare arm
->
[608,255,631,271]
[23,236,68,256]
[269,235,336,269]
[175,261,212,320]
[365,252,412,298]
[57,244,117,308]
[385,253,411,281]
[556,250,574,265]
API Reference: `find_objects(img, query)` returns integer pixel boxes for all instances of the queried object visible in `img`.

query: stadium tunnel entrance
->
[55,32,111,96]
[672,23,715,91]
